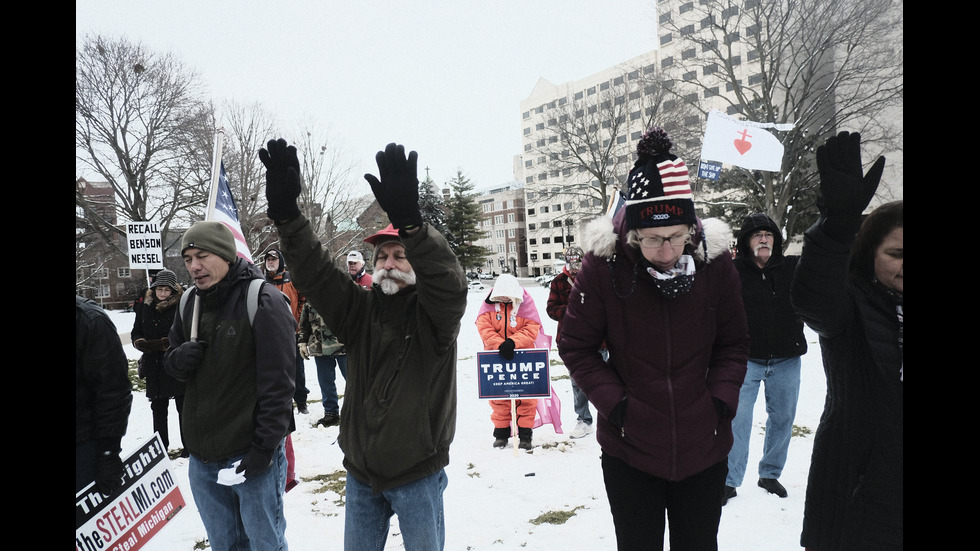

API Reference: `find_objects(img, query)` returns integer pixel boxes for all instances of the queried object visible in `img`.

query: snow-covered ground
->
[106,282,824,550]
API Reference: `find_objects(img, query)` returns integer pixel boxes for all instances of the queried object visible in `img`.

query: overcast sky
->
[76,0,659,192]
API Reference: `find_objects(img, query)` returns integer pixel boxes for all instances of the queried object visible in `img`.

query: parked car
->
[480,273,495,280]
[468,280,486,292]
[467,272,479,280]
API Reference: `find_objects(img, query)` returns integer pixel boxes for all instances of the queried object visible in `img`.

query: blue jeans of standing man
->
[315,354,348,415]
[344,469,448,551]
[188,440,288,551]
[727,356,802,487]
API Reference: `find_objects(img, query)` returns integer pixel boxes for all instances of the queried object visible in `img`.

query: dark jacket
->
[546,268,574,338]
[558,210,750,481]
[76,296,133,445]
[278,216,467,492]
[131,285,185,399]
[792,222,903,550]
[734,213,807,360]
[165,258,296,461]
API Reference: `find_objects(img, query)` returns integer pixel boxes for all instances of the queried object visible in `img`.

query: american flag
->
[211,162,254,263]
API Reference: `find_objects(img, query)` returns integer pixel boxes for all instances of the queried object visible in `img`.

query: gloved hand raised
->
[816,131,886,241]
[498,338,516,360]
[259,138,302,222]
[364,143,423,230]
[166,340,207,381]
[235,446,275,479]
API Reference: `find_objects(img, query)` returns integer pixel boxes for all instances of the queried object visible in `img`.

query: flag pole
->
[191,128,226,342]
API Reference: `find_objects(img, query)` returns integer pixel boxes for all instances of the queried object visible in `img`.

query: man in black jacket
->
[165,221,296,549]
[724,213,807,504]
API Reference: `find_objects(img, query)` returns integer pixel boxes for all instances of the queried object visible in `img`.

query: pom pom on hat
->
[624,127,696,230]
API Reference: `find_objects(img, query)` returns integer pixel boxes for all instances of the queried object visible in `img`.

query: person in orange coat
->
[476,273,542,450]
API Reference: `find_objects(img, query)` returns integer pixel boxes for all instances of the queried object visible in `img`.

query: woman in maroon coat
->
[558,128,749,551]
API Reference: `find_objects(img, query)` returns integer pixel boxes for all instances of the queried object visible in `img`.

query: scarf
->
[644,254,696,300]
[875,279,904,382]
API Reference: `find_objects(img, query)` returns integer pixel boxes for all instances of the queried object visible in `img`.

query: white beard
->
[375,266,417,295]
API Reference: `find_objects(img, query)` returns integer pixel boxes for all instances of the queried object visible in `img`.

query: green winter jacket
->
[278,216,467,492]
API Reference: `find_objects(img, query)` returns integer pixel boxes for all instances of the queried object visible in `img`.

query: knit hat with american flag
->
[624,127,696,230]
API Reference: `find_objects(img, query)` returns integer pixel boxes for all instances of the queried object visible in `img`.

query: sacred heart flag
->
[700,109,786,172]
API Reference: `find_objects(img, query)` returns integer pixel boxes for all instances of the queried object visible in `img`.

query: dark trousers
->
[150,395,184,450]
[602,453,727,551]
[294,345,309,406]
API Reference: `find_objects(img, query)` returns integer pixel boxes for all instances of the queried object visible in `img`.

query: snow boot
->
[492,427,509,448]
[518,427,533,450]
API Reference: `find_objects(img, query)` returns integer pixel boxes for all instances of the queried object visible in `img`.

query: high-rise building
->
[517,51,661,277]
[473,185,528,277]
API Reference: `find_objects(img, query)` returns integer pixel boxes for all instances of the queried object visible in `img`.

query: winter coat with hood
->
[276,216,468,492]
[734,213,807,360]
[264,248,303,327]
[792,219,903,550]
[132,284,186,399]
[557,209,750,481]
[165,258,297,462]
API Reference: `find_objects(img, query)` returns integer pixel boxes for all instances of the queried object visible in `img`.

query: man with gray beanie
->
[261,138,467,550]
[164,220,297,550]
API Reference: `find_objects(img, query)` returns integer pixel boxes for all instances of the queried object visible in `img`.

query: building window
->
[117,267,131,278]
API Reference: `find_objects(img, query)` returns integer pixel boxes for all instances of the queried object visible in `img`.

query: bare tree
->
[76,34,211,255]
[659,0,903,238]
[293,124,364,262]
[529,64,701,227]
[219,101,280,255]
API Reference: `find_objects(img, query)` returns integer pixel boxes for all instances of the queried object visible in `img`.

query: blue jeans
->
[570,377,593,424]
[188,441,288,551]
[315,354,347,415]
[727,357,802,487]
[344,469,448,551]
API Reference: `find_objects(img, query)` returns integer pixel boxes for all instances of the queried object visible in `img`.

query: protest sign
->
[126,222,164,270]
[477,348,551,399]
[75,434,186,551]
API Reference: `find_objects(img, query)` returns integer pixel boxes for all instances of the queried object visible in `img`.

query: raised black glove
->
[816,131,886,241]
[498,338,516,360]
[363,143,423,230]
[259,138,302,222]
[95,437,124,496]
[235,447,275,479]
[167,340,207,381]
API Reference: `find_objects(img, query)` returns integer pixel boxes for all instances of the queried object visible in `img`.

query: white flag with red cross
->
[700,109,791,172]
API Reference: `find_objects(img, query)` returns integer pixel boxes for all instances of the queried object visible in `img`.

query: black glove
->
[498,338,516,360]
[363,143,423,230]
[95,438,124,496]
[235,447,275,479]
[167,340,207,381]
[816,131,886,241]
[259,138,302,222]
[132,338,149,353]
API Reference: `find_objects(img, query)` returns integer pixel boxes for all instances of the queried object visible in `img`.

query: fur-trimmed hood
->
[142,283,183,313]
[581,207,733,266]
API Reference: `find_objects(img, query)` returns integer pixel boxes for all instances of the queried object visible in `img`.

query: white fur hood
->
[581,210,732,265]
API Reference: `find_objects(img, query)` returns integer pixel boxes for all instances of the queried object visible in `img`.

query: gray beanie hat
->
[181,221,237,263]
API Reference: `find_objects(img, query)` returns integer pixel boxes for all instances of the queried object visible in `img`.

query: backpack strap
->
[246,278,263,326]
[177,279,264,329]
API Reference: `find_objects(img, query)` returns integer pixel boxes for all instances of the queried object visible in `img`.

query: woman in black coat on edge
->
[791,132,903,550]
[131,269,187,456]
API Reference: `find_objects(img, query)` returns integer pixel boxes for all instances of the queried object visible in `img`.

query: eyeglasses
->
[638,234,689,249]
[751,231,774,241]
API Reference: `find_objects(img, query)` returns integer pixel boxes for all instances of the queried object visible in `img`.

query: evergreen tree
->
[419,172,448,237]
[443,169,490,271]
